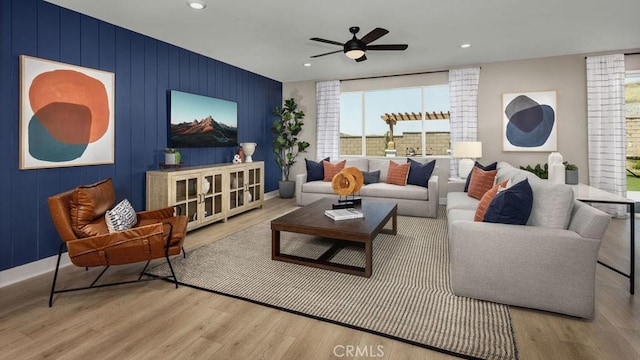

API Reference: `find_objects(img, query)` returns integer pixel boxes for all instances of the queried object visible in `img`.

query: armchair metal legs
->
[48,244,181,307]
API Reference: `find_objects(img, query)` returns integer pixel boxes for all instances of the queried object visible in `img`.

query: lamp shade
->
[452,141,482,158]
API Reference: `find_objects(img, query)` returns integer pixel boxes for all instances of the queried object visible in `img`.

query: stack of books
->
[324,208,364,221]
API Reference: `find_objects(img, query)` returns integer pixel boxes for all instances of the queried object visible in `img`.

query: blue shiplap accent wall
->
[0,0,282,271]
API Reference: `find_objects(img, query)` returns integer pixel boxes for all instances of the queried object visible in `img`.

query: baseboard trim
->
[0,253,71,288]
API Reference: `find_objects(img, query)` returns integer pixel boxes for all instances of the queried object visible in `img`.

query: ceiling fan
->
[310,26,408,62]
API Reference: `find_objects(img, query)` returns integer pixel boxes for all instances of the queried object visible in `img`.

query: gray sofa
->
[295,157,439,218]
[446,162,610,318]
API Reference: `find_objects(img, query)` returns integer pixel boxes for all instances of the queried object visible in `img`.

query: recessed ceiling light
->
[187,0,207,10]
[303,63,312,67]
[460,43,471,48]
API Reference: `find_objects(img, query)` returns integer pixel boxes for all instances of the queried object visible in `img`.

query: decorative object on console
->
[236,147,244,162]
[502,91,557,152]
[564,162,579,184]
[163,148,181,165]
[20,55,115,170]
[240,142,256,162]
[272,98,310,198]
[331,167,364,209]
[232,154,242,164]
[547,152,565,184]
[452,141,482,179]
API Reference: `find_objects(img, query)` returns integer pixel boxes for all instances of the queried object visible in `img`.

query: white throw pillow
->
[527,181,575,229]
[105,199,138,233]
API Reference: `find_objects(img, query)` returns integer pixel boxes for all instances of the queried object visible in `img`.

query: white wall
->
[284,51,640,199]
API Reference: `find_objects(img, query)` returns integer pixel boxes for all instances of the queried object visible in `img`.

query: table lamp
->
[452,141,482,179]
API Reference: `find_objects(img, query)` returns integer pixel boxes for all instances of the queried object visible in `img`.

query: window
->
[339,85,450,157]
[625,71,640,191]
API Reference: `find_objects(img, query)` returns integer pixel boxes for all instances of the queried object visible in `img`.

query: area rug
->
[148,208,517,360]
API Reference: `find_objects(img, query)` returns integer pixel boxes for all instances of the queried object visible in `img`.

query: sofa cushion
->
[368,159,391,182]
[447,192,480,213]
[386,161,410,186]
[105,199,138,233]
[465,161,497,192]
[70,178,116,238]
[407,158,435,188]
[301,180,335,195]
[344,158,369,172]
[474,180,509,221]
[306,157,329,182]
[527,181,575,229]
[360,183,429,201]
[467,167,498,200]
[362,170,380,184]
[484,178,533,225]
[323,160,346,181]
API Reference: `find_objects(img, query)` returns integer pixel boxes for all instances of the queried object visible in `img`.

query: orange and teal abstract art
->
[20,55,114,169]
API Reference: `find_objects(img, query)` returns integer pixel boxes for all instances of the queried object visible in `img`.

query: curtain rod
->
[340,69,449,82]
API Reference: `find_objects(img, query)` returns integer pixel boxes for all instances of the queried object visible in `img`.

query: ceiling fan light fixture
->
[187,0,207,10]
[345,49,365,59]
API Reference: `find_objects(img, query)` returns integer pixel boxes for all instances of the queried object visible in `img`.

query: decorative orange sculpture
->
[331,167,364,196]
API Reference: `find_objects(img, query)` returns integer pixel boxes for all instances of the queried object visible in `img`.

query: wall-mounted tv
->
[168,90,238,148]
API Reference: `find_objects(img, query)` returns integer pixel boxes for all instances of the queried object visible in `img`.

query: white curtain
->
[586,54,627,216]
[316,80,341,160]
[449,67,481,178]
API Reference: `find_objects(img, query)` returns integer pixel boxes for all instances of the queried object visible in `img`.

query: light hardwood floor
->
[1,197,639,359]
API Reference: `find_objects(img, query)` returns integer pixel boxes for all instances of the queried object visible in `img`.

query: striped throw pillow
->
[385,161,410,186]
[467,167,498,200]
[474,180,509,221]
[323,160,346,181]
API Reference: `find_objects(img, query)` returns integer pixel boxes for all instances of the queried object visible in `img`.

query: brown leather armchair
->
[47,177,188,306]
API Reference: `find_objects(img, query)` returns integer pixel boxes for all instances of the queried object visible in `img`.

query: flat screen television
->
[168,90,238,148]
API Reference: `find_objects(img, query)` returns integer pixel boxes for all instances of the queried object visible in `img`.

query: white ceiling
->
[45,0,640,83]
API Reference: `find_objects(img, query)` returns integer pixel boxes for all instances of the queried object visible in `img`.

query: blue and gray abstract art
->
[504,95,555,147]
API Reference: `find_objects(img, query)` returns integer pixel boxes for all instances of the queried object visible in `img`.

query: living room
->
[2,0,640,359]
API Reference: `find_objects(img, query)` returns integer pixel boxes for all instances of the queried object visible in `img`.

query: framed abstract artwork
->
[502,90,557,152]
[20,55,115,169]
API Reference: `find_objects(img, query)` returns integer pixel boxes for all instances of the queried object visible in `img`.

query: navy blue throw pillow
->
[483,178,533,225]
[362,170,381,184]
[464,161,497,192]
[406,159,436,187]
[305,157,329,182]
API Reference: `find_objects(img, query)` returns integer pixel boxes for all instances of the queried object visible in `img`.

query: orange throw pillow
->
[323,160,346,181]
[385,161,410,186]
[474,180,509,221]
[467,167,498,200]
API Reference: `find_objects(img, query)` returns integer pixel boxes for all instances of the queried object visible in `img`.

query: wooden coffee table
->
[271,198,397,278]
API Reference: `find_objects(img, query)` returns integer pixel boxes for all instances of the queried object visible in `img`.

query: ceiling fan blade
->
[360,28,389,44]
[310,37,344,46]
[310,49,343,58]
[366,44,408,51]
[355,54,367,62]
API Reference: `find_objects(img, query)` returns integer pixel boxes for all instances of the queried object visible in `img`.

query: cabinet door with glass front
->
[199,170,225,226]
[172,174,200,230]
[228,167,246,214]
[245,163,263,207]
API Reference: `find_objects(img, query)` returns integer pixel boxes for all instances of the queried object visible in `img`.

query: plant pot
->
[278,180,295,199]
[565,169,579,185]
[164,153,177,164]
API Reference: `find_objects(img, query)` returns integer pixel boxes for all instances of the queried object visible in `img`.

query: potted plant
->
[163,148,181,165]
[272,98,310,198]
[564,161,579,184]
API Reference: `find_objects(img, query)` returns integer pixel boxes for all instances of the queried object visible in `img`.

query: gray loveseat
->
[446,162,610,318]
[295,157,439,218]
